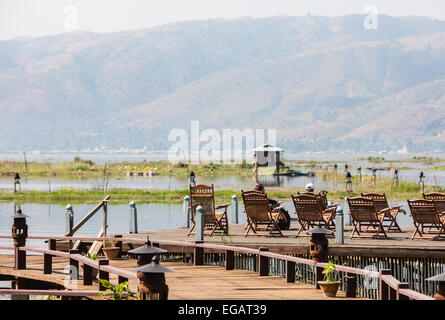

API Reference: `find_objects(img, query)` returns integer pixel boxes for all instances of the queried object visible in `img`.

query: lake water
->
[0,165,443,193]
[0,199,416,251]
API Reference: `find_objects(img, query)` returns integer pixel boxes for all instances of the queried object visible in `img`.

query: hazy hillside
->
[1,15,445,152]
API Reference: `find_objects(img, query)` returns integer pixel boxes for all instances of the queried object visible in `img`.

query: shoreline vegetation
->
[0,158,443,204]
[1,177,443,204]
[0,156,444,179]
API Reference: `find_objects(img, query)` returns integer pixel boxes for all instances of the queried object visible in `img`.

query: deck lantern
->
[11,207,29,247]
[128,236,167,266]
[11,207,29,270]
[426,273,445,300]
[189,171,196,186]
[13,173,21,193]
[304,226,333,263]
[132,255,175,300]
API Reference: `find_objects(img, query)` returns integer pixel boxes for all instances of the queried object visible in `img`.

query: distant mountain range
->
[1,15,445,153]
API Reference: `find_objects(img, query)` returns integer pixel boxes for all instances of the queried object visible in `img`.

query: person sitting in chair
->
[254,184,290,230]
[305,183,315,193]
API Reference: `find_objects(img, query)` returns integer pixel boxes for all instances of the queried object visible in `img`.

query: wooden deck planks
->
[0,255,364,300]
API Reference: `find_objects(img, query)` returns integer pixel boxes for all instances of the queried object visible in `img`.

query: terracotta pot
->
[318,281,341,297]
[102,247,120,260]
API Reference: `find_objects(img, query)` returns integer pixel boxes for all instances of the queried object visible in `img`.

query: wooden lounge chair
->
[407,199,445,240]
[361,192,406,232]
[241,190,283,237]
[291,194,337,237]
[187,184,230,236]
[423,193,445,217]
[346,197,387,239]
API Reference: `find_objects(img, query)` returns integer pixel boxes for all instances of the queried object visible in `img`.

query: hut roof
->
[253,144,284,152]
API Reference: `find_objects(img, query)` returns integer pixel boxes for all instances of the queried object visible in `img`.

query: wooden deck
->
[0,255,363,300]
[132,222,445,258]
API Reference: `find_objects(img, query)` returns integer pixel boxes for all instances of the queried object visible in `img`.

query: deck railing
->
[0,235,435,300]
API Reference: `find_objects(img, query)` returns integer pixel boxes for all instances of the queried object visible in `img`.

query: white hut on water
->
[253,144,284,176]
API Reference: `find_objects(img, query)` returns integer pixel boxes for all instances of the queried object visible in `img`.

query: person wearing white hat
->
[305,183,314,192]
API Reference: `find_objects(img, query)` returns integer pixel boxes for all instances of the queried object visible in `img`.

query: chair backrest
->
[361,192,389,213]
[423,193,445,200]
[298,191,327,210]
[190,184,215,224]
[407,199,439,225]
[346,197,378,223]
[242,190,272,224]
[423,193,445,214]
[291,194,324,223]
[433,199,445,216]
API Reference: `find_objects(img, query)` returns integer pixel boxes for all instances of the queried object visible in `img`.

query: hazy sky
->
[1,0,445,40]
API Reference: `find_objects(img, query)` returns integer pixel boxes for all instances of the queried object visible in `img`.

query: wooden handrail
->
[99,265,138,281]
[0,289,101,297]
[66,195,110,236]
[398,288,434,300]
[0,234,435,300]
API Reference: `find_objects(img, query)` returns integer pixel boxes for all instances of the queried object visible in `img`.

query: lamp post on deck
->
[11,207,29,270]
[304,226,333,289]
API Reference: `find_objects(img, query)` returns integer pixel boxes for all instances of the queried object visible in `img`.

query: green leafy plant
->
[98,279,139,300]
[83,252,97,260]
[322,262,338,283]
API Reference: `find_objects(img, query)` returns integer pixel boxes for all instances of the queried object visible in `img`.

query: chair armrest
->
[389,206,406,215]
[216,203,230,210]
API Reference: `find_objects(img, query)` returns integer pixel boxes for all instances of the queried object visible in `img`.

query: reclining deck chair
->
[187,184,230,236]
[361,192,406,232]
[407,199,445,240]
[241,190,284,237]
[423,193,445,217]
[346,197,387,239]
[291,194,337,237]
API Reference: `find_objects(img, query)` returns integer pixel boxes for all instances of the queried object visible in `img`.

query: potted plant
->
[81,252,99,279]
[98,280,139,300]
[318,262,341,297]
[102,236,120,260]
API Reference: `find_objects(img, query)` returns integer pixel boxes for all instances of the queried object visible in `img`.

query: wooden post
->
[66,205,74,249]
[114,234,123,258]
[346,273,357,298]
[314,264,323,289]
[102,200,108,237]
[195,205,204,242]
[129,201,138,234]
[397,283,410,300]
[69,249,79,280]
[379,269,391,300]
[194,241,204,266]
[335,207,344,244]
[98,259,109,291]
[183,196,190,228]
[259,247,269,276]
[83,264,93,285]
[231,195,238,224]
[286,260,296,283]
[44,239,56,274]
[15,247,26,270]
[225,250,234,270]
